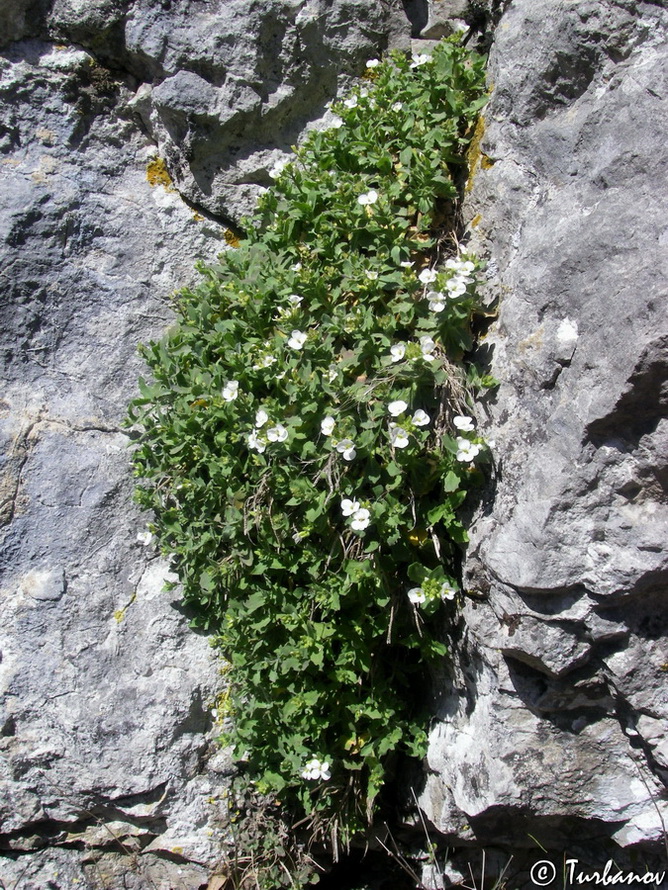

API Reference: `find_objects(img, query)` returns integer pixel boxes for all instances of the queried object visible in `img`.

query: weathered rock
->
[0,37,229,889]
[0,2,414,884]
[42,0,413,223]
[4,0,668,883]
[420,0,668,877]
[420,0,469,39]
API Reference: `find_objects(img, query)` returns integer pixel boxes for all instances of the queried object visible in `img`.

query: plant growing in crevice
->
[129,38,491,866]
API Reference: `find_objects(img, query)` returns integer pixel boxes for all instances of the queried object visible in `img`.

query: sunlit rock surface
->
[2,0,667,886]
[0,2,412,885]
[421,0,668,881]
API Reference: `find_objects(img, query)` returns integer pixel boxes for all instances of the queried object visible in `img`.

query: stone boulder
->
[420,0,668,881]
[0,37,235,888]
[45,0,413,222]
[0,1,418,884]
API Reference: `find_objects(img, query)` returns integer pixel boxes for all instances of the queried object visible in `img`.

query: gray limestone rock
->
[0,37,231,888]
[420,0,668,873]
[0,2,414,884]
[3,0,668,882]
[43,0,413,222]
[420,0,469,39]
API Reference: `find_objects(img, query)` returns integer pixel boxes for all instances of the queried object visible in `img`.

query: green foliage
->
[129,40,489,844]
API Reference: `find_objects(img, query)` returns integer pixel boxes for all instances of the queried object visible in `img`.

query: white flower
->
[344,95,358,109]
[388,399,408,417]
[446,276,468,297]
[418,268,438,285]
[440,583,457,601]
[390,424,410,448]
[301,758,331,781]
[290,261,302,272]
[445,257,475,275]
[365,270,379,280]
[350,508,371,531]
[253,354,277,370]
[360,88,369,98]
[137,531,153,546]
[366,58,381,68]
[326,365,338,382]
[456,437,481,462]
[392,102,403,112]
[408,587,426,605]
[341,498,360,516]
[287,294,303,307]
[358,189,378,206]
[248,430,266,453]
[287,329,307,349]
[400,260,413,268]
[336,439,356,461]
[321,416,336,436]
[412,409,430,427]
[328,115,344,129]
[267,424,288,443]
[426,290,446,313]
[453,415,475,432]
[410,53,431,68]
[301,758,320,779]
[222,380,239,401]
[255,409,269,428]
[419,336,436,361]
[390,343,406,362]
[269,158,288,179]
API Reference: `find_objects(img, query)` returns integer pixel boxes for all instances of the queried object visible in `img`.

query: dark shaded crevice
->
[503,653,617,726]
[0,417,41,528]
[597,586,668,638]
[586,335,668,450]
[401,0,429,37]
[317,847,415,889]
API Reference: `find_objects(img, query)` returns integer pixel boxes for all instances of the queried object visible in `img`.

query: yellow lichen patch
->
[518,326,545,353]
[466,114,495,191]
[192,211,204,222]
[223,228,241,248]
[113,592,137,623]
[36,128,57,146]
[470,213,483,228]
[146,156,174,190]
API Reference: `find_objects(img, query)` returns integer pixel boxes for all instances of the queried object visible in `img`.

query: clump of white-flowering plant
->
[129,37,493,845]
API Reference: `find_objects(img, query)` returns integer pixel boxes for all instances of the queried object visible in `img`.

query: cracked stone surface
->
[0,36,233,888]
[419,0,668,880]
[0,1,416,885]
[2,0,668,885]
[43,0,411,224]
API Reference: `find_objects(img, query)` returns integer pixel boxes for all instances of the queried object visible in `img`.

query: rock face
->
[2,0,667,886]
[0,38,231,890]
[0,2,413,887]
[420,0,668,881]
[45,0,411,223]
